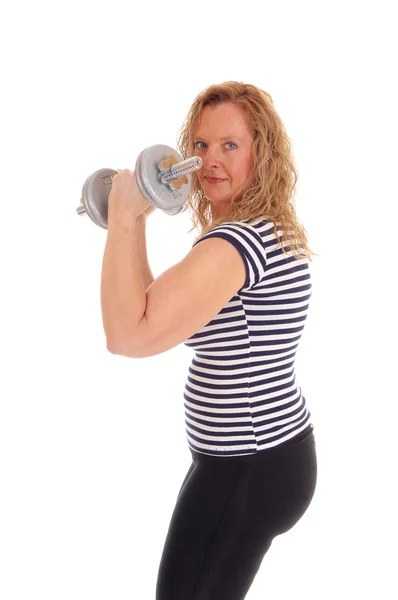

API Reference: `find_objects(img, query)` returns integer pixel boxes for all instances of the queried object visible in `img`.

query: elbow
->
[106,342,119,355]
[106,339,137,358]
[106,340,120,355]
[105,318,149,358]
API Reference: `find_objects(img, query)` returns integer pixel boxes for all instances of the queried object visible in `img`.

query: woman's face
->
[194,102,255,219]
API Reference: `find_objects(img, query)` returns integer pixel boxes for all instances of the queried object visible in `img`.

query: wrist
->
[107,213,138,234]
[136,214,147,226]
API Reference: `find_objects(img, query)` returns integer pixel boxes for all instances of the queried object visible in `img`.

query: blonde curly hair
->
[177,81,316,261]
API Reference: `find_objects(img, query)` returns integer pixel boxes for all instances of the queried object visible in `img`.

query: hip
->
[190,423,316,465]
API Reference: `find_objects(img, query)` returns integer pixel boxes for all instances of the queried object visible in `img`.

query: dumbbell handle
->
[160,156,202,183]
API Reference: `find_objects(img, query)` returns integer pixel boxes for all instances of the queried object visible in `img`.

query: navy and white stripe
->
[182,218,313,457]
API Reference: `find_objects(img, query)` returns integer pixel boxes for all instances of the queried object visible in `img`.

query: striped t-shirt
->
[182,218,313,457]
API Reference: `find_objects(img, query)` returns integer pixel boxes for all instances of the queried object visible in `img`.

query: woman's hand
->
[108,169,157,221]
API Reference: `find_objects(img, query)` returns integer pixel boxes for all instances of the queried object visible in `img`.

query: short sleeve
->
[192,222,267,292]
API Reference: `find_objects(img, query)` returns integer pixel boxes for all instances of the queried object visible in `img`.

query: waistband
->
[189,423,315,464]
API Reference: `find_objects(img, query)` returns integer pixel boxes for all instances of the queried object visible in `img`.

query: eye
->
[225,142,237,150]
[194,141,207,149]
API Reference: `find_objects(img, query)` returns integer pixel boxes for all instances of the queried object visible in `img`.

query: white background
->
[1,1,397,598]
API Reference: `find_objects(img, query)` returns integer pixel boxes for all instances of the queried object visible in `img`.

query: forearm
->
[101,217,146,352]
[135,216,155,290]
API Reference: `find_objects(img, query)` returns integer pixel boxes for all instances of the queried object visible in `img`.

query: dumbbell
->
[76,144,203,229]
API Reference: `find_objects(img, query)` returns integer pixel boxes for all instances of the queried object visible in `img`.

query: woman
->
[102,81,318,600]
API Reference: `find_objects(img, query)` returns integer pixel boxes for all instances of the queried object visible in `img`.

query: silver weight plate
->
[135,145,190,212]
[81,168,120,229]
[163,202,189,217]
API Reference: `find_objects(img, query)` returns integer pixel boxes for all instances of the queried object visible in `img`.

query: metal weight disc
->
[80,168,120,229]
[163,202,189,217]
[135,145,190,213]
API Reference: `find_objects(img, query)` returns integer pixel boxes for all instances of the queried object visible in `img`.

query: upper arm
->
[129,236,247,358]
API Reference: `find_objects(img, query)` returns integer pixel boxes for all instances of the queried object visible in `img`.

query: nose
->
[202,145,222,170]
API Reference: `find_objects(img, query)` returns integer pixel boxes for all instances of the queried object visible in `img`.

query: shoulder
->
[193,218,268,247]
[192,219,269,289]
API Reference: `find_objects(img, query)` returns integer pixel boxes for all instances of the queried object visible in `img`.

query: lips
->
[205,176,226,182]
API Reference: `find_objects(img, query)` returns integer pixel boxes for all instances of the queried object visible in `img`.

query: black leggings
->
[156,424,317,600]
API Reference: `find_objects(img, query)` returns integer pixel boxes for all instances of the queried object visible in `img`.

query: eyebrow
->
[193,135,245,142]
